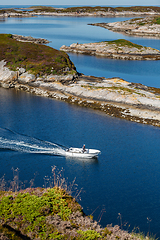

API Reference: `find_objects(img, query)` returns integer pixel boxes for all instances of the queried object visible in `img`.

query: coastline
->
[0,9,160,239]
[60,40,160,60]
[0,61,160,128]
[1,7,160,39]
[1,6,160,19]
[90,17,160,38]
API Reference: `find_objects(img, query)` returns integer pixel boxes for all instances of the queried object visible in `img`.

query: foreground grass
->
[0,34,76,76]
[0,187,156,240]
[0,187,83,239]
[0,167,157,240]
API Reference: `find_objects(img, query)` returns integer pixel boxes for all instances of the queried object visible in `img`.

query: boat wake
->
[0,127,67,156]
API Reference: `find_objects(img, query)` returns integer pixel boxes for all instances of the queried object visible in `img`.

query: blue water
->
[0,15,160,87]
[0,7,160,237]
[1,87,160,236]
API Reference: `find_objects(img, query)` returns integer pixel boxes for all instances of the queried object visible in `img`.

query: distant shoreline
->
[60,39,160,60]
[1,5,160,18]
[90,16,160,38]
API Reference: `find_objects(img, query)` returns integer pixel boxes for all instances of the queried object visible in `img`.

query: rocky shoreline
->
[90,16,160,38]
[60,40,160,60]
[0,60,160,128]
[0,6,160,19]
[12,34,50,44]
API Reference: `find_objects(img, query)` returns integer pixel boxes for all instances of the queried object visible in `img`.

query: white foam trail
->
[0,128,67,156]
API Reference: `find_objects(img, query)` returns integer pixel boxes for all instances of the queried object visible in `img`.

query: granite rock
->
[18,72,36,83]
[60,41,160,60]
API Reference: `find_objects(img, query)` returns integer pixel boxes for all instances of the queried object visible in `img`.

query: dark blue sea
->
[0,6,160,237]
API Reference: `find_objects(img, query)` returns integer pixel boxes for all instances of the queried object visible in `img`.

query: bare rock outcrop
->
[0,60,18,88]
[12,34,50,44]
[90,17,160,38]
[60,41,160,60]
[0,60,160,127]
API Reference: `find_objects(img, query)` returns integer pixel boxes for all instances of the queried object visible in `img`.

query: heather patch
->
[0,34,76,76]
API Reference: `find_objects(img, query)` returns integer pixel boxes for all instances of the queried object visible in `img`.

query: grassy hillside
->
[0,34,76,76]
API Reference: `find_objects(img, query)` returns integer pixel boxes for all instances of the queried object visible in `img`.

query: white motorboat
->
[65,147,101,159]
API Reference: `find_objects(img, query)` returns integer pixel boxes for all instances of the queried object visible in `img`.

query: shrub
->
[77,229,102,239]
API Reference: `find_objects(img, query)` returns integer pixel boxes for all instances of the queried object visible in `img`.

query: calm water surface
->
[0,15,160,87]
[0,9,160,237]
[0,88,160,237]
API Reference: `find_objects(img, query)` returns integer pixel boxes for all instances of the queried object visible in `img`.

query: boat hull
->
[65,148,100,159]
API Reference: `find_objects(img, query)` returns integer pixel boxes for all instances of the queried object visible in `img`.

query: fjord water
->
[0,10,160,237]
[1,87,160,236]
[0,15,160,87]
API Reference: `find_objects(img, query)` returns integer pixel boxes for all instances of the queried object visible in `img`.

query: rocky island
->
[0,6,160,18]
[90,16,160,38]
[0,34,160,128]
[60,39,160,60]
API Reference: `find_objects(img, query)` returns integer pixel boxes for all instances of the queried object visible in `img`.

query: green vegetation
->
[105,39,143,49]
[153,17,160,24]
[129,17,143,22]
[0,167,158,240]
[0,186,156,240]
[115,6,160,12]
[138,22,146,26]
[0,8,23,14]
[29,6,57,13]
[0,187,82,239]
[1,6,160,15]
[128,16,160,26]
[28,6,160,14]
[60,6,113,13]
[77,229,102,239]
[29,6,115,13]
[81,84,135,94]
[0,34,76,76]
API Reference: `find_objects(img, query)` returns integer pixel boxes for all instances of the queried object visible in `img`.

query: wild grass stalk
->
[44,165,82,201]
[0,165,82,201]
